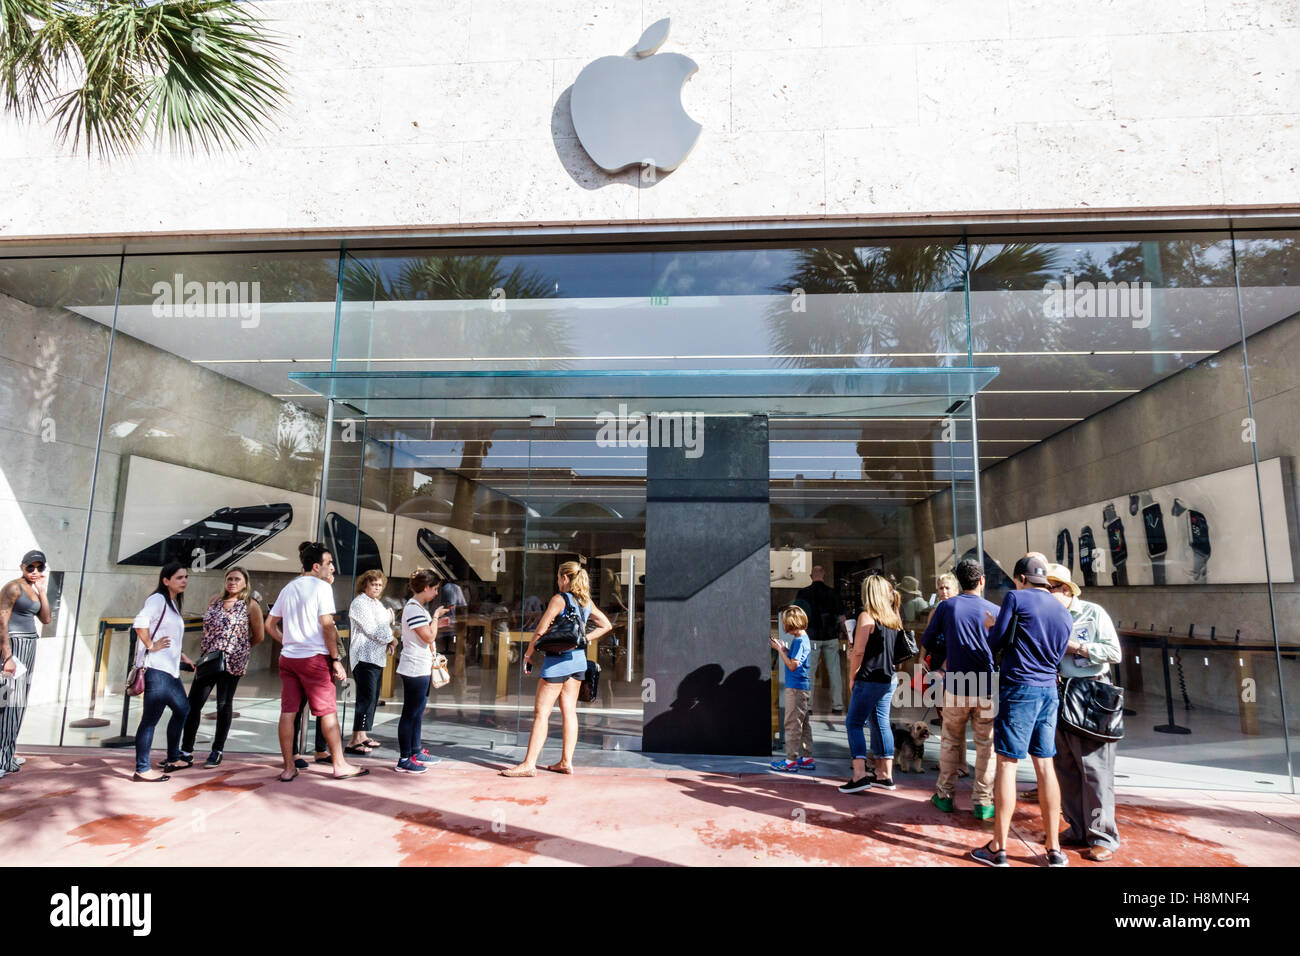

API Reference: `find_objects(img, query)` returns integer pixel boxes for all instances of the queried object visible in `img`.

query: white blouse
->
[348,595,394,669]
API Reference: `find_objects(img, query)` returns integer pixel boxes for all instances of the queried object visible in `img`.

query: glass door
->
[514,415,648,753]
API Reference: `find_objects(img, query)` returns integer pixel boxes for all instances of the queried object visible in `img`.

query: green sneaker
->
[930,794,954,813]
[973,803,995,821]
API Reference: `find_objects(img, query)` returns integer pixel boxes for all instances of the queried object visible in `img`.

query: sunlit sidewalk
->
[2,749,1297,867]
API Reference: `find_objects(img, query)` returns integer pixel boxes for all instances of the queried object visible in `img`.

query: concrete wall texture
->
[2,0,1299,239]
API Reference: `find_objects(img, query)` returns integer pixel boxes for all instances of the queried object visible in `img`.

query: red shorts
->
[279,654,337,717]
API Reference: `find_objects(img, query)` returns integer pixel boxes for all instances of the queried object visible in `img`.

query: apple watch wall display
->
[1077,526,1097,587]
[1055,528,1073,571]
[1102,503,1128,586]
[1171,497,1211,583]
[1139,491,1169,585]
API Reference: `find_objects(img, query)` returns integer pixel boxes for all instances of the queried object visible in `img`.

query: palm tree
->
[1,0,286,156]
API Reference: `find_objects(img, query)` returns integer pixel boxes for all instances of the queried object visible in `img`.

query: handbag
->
[577,660,601,703]
[894,628,920,664]
[1059,675,1125,742]
[126,612,165,697]
[194,649,227,682]
[534,593,587,654]
[429,653,451,689]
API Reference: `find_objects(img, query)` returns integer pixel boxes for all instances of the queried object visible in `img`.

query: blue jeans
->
[994,682,1059,759]
[846,679,894,760]
[398,674,431,761]
[135,668,190,773]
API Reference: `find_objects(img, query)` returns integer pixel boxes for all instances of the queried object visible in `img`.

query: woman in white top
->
[347,569,394,755]
[132,562,195,782]
[394,569,448,774]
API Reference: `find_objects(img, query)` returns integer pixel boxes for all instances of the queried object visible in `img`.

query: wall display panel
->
[115,456,497,583]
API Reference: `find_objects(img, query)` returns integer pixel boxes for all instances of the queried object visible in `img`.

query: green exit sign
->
[649,294,670,306]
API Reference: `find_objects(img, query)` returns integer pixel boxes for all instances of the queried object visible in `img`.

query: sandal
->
[331,767,370,781]
[160,760,191,773]
[278,769,299,782]
[344,745,372,756]
[363,739,382,748]
[499,767,536,777]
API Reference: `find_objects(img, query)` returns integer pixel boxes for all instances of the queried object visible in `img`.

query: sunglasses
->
[24,563,45,572]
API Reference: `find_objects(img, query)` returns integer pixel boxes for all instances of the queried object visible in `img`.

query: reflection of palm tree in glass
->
[768,243,1060,481]
[767,243,1060,371]
[342,254,572,374]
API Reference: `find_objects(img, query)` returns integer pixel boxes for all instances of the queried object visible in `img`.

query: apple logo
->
[570,18,702,175]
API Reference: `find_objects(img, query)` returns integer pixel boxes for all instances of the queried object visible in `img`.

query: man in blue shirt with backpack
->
[971,553,1074,868]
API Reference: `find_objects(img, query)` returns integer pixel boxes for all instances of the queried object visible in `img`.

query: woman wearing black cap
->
[0,550,52,777]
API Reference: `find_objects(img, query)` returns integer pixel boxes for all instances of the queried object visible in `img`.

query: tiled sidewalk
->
[2,750,1297,866]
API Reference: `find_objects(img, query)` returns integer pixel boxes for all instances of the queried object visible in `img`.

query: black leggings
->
[293,700,327,754]
[181,671,241,755]
[352,662,383,734]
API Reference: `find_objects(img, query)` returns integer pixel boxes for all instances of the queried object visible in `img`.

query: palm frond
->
[2,0,287,157]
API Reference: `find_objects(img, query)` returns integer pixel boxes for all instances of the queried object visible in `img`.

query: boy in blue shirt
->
[771,605,814,772]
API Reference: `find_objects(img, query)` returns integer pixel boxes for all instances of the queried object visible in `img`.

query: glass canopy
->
[287,366,1001,418]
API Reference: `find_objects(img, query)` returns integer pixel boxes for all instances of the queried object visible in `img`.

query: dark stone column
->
[641,415,771,756]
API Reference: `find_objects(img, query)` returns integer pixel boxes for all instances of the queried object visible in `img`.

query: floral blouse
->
[348,594,394,669]
[201,598,252,677]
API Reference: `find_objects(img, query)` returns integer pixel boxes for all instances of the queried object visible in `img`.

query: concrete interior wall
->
[0,288,329,718]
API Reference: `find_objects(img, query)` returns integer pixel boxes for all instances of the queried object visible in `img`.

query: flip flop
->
[499,767,536,777]
[544,763,573,775]
[331,768,370,781]
[363,739,382,748]
[314,756,334,765]
[278,770,299,782]
[344,745,372,756]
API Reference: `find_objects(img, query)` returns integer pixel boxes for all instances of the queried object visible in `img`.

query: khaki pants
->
[784,688,813,760]
[937,690,996,804]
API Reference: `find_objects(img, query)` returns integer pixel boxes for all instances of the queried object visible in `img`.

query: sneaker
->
[971,843,1009,867]
[769,758,798,773]
[1045,849,1069,868]
[972,803,995,821]
[797,757,816,771]
[412,753,441,767]
[931,794,954,813]
[204,751,223,769]
[838,776,873,793]
[874,777,897,790]
[395,759,427,774]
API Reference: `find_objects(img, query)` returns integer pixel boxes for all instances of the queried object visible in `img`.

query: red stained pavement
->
[1,751,1297,866]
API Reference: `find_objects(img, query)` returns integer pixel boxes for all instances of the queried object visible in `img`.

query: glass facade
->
[0,228,1294,790]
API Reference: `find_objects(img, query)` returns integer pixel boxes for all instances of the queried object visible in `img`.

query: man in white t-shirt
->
[266,542,368,782]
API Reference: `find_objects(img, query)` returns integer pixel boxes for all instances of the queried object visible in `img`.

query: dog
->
[891,720,931,773]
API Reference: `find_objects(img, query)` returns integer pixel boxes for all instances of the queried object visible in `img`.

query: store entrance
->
[303,366,992,758]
